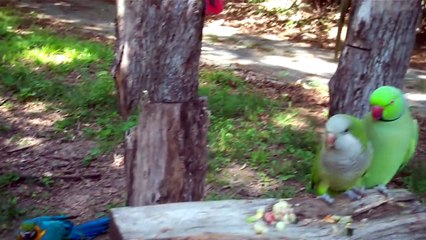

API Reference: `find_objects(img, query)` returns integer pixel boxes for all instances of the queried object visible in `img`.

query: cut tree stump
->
[125,98,209,206]
[109,189,426,240]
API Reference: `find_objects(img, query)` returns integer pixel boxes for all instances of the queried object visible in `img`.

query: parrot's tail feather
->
[69,216,110,240]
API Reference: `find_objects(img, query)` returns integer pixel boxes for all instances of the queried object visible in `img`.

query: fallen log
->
[109,188,426,240]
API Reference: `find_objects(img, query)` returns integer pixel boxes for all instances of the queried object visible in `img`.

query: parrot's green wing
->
[311,147,332,197]
[310,143,321,192]
[349,116,371,180]
[350,116,370,150]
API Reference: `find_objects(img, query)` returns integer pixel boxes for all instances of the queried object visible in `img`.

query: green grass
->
[200,69,318,189]
[0,8,133,228]
[0,8,137,152]
[0,173,24,231]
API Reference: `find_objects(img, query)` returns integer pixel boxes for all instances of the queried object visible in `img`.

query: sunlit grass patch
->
[199,69,318,199]
[0,8,123,144]
[22,47,93,66]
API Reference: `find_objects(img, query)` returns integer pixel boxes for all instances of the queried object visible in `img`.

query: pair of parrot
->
[311,85,419,204]
[17,215,110,240]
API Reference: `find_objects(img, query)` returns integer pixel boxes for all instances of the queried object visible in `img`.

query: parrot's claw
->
[317,194,335,205]
[344,189,362,201]
[374,184,389,197]
[352,186,366,196]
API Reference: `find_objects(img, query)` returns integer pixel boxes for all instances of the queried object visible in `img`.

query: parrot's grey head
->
[324,114,361,152]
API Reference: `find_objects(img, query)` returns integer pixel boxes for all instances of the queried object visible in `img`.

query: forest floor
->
[0,0,426,239]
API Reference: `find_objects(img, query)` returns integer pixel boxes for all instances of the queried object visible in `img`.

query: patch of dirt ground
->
[0,98,124,239]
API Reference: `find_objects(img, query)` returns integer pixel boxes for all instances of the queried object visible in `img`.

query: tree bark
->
[328,0,422,118]
[126,99,209,206]
[113,0,205,119]
[113,0,209,206]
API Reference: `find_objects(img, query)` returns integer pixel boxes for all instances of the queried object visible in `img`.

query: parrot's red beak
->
[371,106,384,121]
[326,133,336,148]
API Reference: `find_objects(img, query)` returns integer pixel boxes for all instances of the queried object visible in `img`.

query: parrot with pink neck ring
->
[360,85,418,195]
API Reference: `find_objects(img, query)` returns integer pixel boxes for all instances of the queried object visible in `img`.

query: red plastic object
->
[205,0,225,15]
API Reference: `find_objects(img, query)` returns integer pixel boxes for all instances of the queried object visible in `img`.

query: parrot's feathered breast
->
[318,141,372,191]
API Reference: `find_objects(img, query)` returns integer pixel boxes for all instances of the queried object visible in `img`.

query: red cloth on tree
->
[205,0,224,15]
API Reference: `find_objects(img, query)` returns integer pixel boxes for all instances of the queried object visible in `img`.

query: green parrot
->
[311,114,373,204]
[361,85,419,194]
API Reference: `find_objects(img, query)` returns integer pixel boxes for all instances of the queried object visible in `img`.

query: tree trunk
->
[126,99,209,206]
[113,0,209,206]
[113,0,205,119]
[328,0,422,118]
